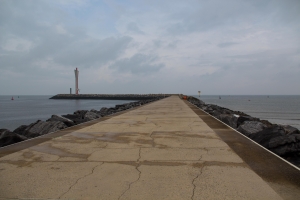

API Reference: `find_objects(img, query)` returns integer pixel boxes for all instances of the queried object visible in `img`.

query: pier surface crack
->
[191,166,204,200]
[137,147,141,162]
[118,166,141,199]
[118,148,142,200]
[199,147,208,161]
[59,162,103,199]
[149,127,157,147]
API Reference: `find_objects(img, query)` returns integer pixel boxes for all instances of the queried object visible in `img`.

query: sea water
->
[0,95,133,131]
[194,95,300,130]
[1,95,299,131]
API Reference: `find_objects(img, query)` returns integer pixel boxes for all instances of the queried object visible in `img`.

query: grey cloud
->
[165,0,300,35]
[1,0,300,95]
[218,42,239,48]
[223,50,300,76]
[152,39,179,49]
[53,36,132,67]
[110,54,164,74]
[165,1,246,34]
[153,39,162,48]
[0,1,133,71]
[0,1,66,41]
[167,41,178,49]
[127,22,144,34]
[1,32,132,71]
[271,0,300,24]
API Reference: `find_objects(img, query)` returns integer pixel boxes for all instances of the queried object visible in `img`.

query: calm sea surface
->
[0,95,133,131]
[194,95,300,130]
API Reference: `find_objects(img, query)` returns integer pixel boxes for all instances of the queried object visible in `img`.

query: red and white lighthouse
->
[74,68,79,95]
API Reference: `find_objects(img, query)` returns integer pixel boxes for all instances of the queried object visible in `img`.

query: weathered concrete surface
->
[0,96,297,199]
[186,101,300,200]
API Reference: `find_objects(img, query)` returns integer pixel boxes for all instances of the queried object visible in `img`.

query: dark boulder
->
[89,109,103,116]
[125,104,134,109]
[90,109,101,114]
[269,134,300,156]
[203,105,213,112]
[205,106,218,115]
[115,104,127,112]
[188,97,205,108]
[210,110,222,117]
[99,107,109,116]
[13,125,28,135]
[237,121,267,137]
[248,126,285,148]
[237,116,259,127]
[201,105,209,111]
[282,125,300,135]
[260,120,273,128]
[248,125,300,156]
[62,110,90,125]
[21,120,67,138]
[209,105,221,111]
[106,108,116,115]
[46,115,75,127]
[115,104,126,110]
[221,109,233,115]
[217,114,239,128]
[74,110,88,118]
[63,115,90,125]
[204,105,233,116]
[0,129,27,147]
[84,111,100,120]
[187,96,205,106]
[100,107,108,112]
[232,110,249,117]
[63,109,101,124]
[62,114,80,121]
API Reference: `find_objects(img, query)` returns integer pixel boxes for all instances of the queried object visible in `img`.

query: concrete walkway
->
[0,96,298,199]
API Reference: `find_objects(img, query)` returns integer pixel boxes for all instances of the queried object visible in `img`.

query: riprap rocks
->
[187,95,300,167]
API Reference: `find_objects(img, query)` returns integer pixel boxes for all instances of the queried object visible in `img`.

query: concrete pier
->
[0,96,300,199]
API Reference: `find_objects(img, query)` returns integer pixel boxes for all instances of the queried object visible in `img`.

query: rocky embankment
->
[0,97,164,148]
[187,96,300,167]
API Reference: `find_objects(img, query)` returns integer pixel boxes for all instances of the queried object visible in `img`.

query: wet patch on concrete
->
[151,131,219,140]
[30,143,88,159]
[201,161,248,168]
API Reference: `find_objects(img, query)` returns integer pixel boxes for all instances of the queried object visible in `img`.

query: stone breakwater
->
[0,97,165,148]
[50,94,171,100]
[186,95,300,167]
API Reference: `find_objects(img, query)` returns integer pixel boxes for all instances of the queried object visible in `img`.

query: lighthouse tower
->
[74,68,79,95]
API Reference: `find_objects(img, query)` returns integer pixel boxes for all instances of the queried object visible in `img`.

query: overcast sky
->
[1,0,299,95]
